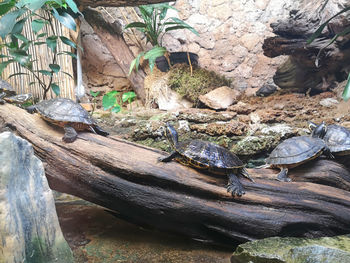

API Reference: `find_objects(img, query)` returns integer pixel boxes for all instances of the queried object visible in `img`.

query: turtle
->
[265,122,330,182]
[158,123,254,197]
[0,79,32,104]
[26,98,109,143]
[309,121,350,156]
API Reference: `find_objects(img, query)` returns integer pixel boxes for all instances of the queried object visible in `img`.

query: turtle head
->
[311,121,327,139]
[165,123,179,149]
[307,121,318,132]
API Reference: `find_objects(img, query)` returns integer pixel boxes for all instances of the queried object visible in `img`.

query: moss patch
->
[168,64,232,106]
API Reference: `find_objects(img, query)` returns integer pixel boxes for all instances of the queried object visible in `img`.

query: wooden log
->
[262,1,350,94]
[82,8,147,102]
[1,104,350,247]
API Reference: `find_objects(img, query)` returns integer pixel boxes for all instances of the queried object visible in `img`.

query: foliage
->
[102,90,137,113]
[307,5,350,101]
[89,90,100,115]
[0,0,81,99]
[126,3,198,74]
[168,64,232,106]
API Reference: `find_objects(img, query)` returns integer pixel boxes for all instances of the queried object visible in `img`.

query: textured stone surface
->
[231,235,350,263]
[0,132,73,263]
[199,86,240,110]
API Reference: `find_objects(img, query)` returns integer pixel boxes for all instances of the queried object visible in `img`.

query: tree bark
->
[82,8,147,102]
[1,104,350,247]
[76,0,172,8]
[262,1,350,94]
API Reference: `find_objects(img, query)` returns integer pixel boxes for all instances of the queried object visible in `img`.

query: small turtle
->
[265,122,330,182]
[27,98,109,143]
[158,123,254,197]
[309,121,350,156]
[0,79,32,104]
[256,84,277,97]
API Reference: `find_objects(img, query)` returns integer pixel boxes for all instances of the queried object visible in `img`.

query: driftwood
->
[1,104,350,247]
[263,1,350,94]
[82,8,146,102]
[76,0,171,8]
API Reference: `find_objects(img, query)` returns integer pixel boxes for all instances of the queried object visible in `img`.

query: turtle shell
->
[323,124,350,155]
[0,79,16,96]
[176,139,244,170]
[266,136,325,167]
[35,98,94,128]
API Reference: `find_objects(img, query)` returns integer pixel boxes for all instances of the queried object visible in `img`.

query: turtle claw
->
[227,183,245,197]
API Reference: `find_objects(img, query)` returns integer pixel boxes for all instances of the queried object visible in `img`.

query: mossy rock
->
[168,64,232,106]
[231,135,280,156]
[231,235,350,263]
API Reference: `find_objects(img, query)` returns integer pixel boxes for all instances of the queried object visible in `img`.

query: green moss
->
[168,64,232,106]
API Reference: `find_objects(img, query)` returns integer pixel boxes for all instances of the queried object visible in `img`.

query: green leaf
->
[124,22,147,30]
[52,7,76,31]
[307,6,350,44]
[9,49,30,66]
[13,33,29,43]
[51,83,60,96]
[0,60,14,75]
[57,51,77,59]
[167,17,199,35]
[16,0,47,11]
[128,51,145,75]
[90,90,100,97]
[343,73,350,101]
[111,105,121,113]
[37,32,47,38]
[59,36,76,49]
[0,9,26,39]
[102,92,117,110]
[12,18,27,35]
[0,0,16,16]
[32,19,47,34]
[49,63,60,73]
[122,91,136,103]
[34,41,46,45]
[65,0,83,16]
[38,69,53,76]
[46,35,58,52]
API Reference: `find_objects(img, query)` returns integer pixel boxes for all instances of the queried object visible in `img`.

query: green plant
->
[125,3,198,74]
[307,5,350,101]
[102,90,137,113]
[89,90,100,115]
[0,0,81,99]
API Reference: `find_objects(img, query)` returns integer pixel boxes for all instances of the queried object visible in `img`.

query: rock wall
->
[0,132,73,263]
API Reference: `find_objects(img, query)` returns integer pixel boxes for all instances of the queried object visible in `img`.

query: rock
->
[320,98,339,108]
[177,108,237,123]
[199,86,240,110]
[190,120,248,136]
[231,235,350,263]
[256,84,277,97]
[0,132,73,263]
[231,135,280,156]
[228,101,257,114]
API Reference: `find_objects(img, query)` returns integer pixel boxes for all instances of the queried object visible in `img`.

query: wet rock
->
[199,86,241,110]
[228,101,257,114]
[320,97,339,108]
[190,120,248,136]
[177,108,237,123]
[231,235,350,263]
[231,135,280,156]
[0,132,73,263]
[256,84,277,97]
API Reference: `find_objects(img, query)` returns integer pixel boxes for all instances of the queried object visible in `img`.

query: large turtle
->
[27,98,109,143]
[265,122,330,182]
[0,79,32,104]
[158,123,254,197]
[309,121,350,156]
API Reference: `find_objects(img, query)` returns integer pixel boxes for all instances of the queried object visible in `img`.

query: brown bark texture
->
[1,104,350,247]
[82,8,146,102]
[76,0,172,8]
[262,1,350,94]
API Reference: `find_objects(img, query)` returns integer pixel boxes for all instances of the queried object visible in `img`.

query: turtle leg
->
[276,167,291,182]
[240,167,255,183]
[158,151,178,162]
[63,125,78,143]
[92,125,109,136]
[26,105,37,113]
[227,173,245,197]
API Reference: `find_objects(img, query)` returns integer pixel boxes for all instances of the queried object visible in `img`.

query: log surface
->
[1,104,350,247]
